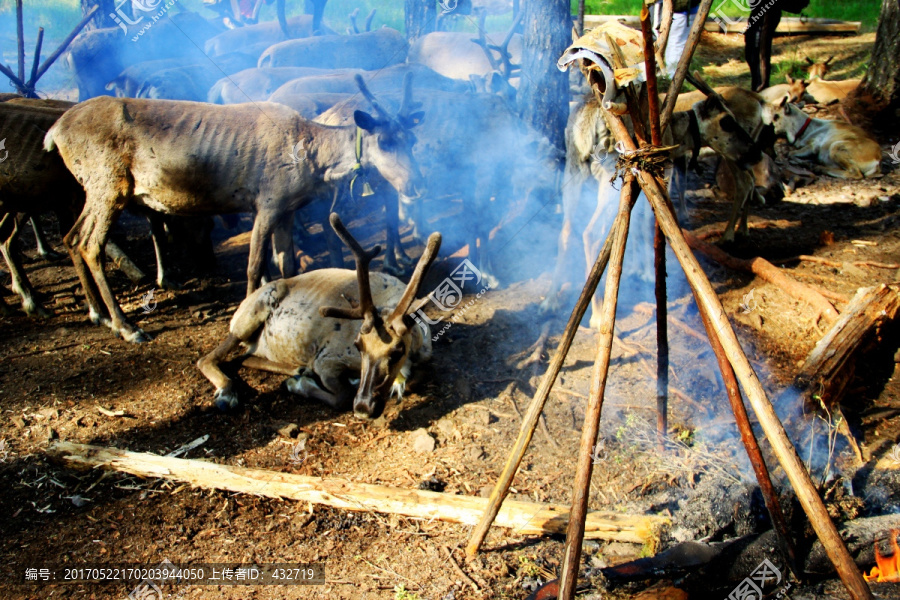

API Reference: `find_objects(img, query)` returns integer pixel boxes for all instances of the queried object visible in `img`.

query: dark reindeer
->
[44,75,424,342]
[198,213,441,415]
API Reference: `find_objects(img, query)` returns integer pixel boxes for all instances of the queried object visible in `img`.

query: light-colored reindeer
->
[44,75,424,343]
[198,213,441,416]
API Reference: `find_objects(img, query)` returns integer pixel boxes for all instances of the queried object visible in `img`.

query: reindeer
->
[257,27,408,70]
[770,96,881,179]
[758,75,809,105]
[198,213,440,415]
[802,56,860,105]
[44,75,425,343]
[0,101,160,316]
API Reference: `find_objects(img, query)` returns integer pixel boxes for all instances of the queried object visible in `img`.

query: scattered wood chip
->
[851,240,877,247]
[96,406,125,418]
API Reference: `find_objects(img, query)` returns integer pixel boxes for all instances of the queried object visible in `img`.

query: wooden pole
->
[49,442,669,544]
[28,27,44,96]
[694,303,799,577]
[465,212,620,558]
[16,0,25,84]
[659,0,715,135]
[558,175,639,600]
[577,0,585,37]
[640,4,669,451]
[600,109,874,600]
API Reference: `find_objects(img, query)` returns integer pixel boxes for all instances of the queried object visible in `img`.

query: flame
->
[864,529,900,582]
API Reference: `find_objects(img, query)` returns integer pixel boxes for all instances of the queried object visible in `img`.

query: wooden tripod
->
[466,2,874,600]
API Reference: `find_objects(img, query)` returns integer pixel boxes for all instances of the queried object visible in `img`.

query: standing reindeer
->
[198,213,441,415]
[44,75,425,342]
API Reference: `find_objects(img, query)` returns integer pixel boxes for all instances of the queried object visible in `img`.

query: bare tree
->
[405,0,436,41]
[845,0,900,138]
[517,0,569,152]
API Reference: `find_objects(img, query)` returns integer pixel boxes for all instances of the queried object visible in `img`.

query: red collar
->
[793,117,812,144]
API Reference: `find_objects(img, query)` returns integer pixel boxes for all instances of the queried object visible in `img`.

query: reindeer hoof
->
[121,328,152,343]
[214,388,239,411]
[156,277,181,291]
[23,300,52,319]
[39,249,66,261]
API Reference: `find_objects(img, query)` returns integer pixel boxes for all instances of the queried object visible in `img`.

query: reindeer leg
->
[197,334,243,411]
[69,195,148,342]
[722,162,747,243]
[0,213,50,317]
[146,213,179,290]
[64,216,110,329]
[29,215,64,260]
[246,212,277,296]
[382,186,413,276]
[286,359,353,411]
[271,211,297,279]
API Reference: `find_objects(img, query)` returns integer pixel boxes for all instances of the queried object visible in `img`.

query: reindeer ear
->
[778,94,789,108]
[785,74,793,84]
[805,57,814,65]
[353,110,380,132]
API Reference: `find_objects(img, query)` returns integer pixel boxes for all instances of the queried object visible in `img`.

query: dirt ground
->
[2,31,900,600]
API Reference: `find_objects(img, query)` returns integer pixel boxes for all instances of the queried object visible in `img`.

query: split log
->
[682,230,839,321]
[789,284,900,461]
[49,442,669,545]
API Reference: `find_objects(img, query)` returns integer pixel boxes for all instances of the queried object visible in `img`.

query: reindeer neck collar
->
[349,127,370,200]
[792,116,813,145]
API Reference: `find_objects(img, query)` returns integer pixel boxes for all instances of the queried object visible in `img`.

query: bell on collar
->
[361,181,375,197]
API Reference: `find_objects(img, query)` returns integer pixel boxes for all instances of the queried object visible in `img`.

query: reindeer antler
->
[398,72,423,120]
[365,9,376,32]
[354,74,391,121]
[320,213,382,332]
[389,232,442,335]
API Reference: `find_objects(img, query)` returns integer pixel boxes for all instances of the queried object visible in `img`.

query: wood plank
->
[581,15,860,36]
[49,441,670,547]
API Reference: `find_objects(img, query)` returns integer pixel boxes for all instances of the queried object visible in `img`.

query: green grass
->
[575,0,882,31]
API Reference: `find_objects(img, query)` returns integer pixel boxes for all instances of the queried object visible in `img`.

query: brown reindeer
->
[45,76,424,342]
[198,213,440,415]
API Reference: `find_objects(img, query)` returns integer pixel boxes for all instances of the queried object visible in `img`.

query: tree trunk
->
[517,0,570,153]
[81,0,116,31]
[405,0,436,41]
[843,0,900,139]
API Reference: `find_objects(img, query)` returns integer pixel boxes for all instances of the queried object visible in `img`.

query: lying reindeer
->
[45,75,424,343]
[771,96,881,179]
[198,213,440,415]
[803,56,860,105]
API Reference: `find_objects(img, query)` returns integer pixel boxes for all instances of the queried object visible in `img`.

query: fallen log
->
[682,230,839,322]
[49,442,669,546]
[789,284,900,461]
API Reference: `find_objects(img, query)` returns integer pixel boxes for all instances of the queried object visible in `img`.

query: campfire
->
[865,530,900,583]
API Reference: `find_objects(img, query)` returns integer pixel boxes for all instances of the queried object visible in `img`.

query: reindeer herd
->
[0,5,886,416]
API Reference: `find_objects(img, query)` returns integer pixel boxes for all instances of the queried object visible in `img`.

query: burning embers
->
[865,529,900,583]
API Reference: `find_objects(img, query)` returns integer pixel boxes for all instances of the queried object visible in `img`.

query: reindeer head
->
[692,93,762,170]
[769,96,808,144]
[353,73,426,205]
[805,56,833,81]
[320,213,441,419]
[784,75,810,104]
